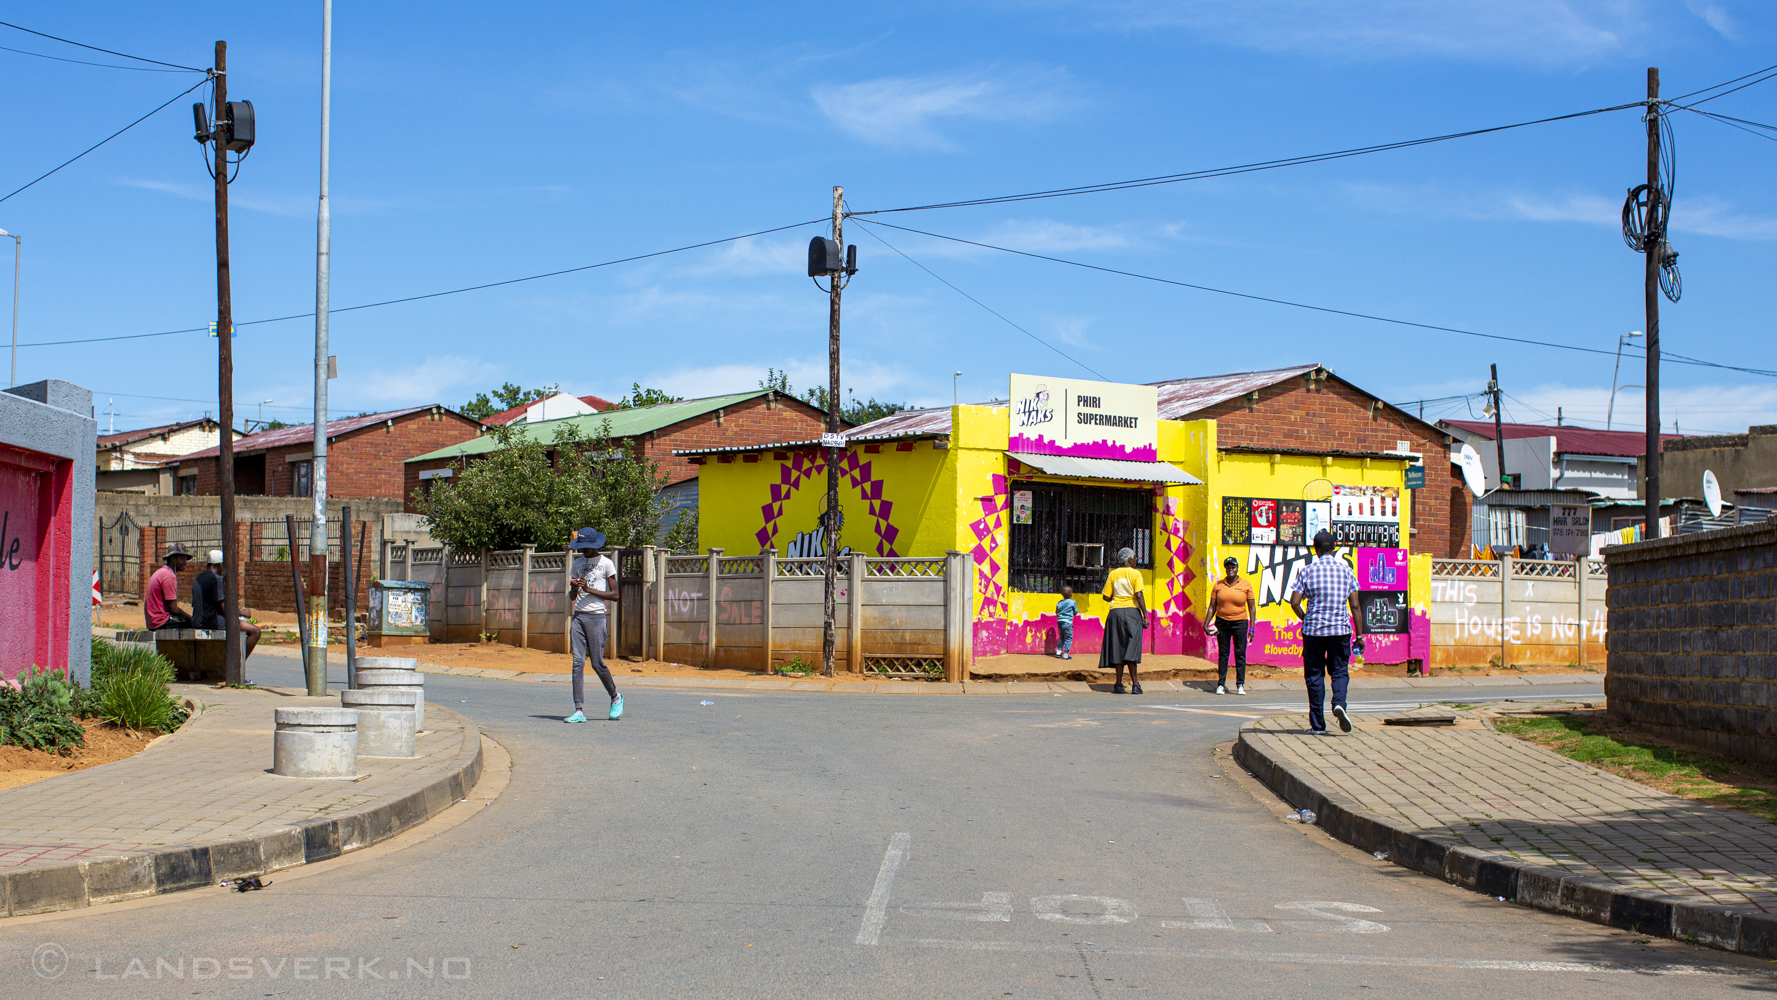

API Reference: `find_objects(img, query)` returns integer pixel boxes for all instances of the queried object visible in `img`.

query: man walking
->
[565,527,622,723]
[1287,530,1360,734]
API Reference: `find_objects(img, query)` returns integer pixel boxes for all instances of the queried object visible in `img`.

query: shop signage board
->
[1549,504,1592,555]
[1404,464,1426,489]
[1008,374,1158,462]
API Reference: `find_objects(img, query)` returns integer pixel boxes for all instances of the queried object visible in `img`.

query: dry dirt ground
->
[0,721,156,792]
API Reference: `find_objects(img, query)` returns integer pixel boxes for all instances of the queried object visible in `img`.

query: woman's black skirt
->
[1098,606,1145,667]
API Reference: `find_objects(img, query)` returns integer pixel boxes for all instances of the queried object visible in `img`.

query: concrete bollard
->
[353,657,425,730]
[341,688,419,759]
[272,707,359,778]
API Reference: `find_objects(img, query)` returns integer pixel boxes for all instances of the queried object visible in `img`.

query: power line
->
[0,43,195,72]
[1673,106,1777,144]
[1672,67,1777,108]
[850,102,1643,217]
[0,75,210,204]
[853,218,1777,379]
[19,218,826,347]
[853,221,1110,381]
[0,20,205,72]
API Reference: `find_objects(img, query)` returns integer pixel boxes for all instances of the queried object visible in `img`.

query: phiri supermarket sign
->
[1007,374,1158,462]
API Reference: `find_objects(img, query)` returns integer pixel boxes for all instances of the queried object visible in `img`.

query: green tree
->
[759,368,792,394]
[799,385,905,426]
[662,507,699,553]
[412,421,670,551]
[460,382,560,421]
[605,383,685,410]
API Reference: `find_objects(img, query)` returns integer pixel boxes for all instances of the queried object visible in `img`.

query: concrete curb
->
[1232,724,1777,959]
[0,706,483,918]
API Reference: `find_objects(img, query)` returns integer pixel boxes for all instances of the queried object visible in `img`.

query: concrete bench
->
[114,629,247,683]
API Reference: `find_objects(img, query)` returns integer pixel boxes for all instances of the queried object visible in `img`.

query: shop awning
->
[1009,452,1203,485]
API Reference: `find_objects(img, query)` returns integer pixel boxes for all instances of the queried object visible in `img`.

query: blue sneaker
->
[608,694,624,721]
[564,710,587,724]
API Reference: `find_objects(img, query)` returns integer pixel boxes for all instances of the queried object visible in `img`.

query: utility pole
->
[210,40,243,687]
[1488,364,1506,491]
[1643,67,1663,536]
[821,186,843,678]
[308,0,334,693]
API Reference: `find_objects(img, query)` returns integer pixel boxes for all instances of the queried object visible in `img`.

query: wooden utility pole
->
[1488,364,1506,490]
[821,186,843,678]
[212,40,243,687]
[1643,67,1663,536]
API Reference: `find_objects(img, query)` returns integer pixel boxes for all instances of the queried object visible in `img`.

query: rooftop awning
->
[1010,452,1203,485]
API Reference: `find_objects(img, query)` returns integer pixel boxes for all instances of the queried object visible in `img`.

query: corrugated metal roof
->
[1440,419,1681,458]
[410,390,801,463]
[1009,452,1202,484]
[1473,488,1602,508]
[1147,365,1320,418]
[673,405,949,456]
[171,406,440,462]
[98,418,217,449]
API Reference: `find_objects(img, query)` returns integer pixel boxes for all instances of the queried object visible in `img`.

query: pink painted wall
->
[0,445,71,683]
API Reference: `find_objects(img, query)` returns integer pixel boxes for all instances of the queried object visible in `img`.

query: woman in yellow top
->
[1204,555,1255,696]
[1098,547,1147,694]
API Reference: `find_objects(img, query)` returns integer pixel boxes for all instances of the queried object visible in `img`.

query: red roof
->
[166,406,440,462]
[1440,419,1681,458]
[98,418,219,449]
[483,394,614,426]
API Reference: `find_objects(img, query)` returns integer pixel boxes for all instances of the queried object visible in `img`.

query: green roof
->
[405,391,778,463]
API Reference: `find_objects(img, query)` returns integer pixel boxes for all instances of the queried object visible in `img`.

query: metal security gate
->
[616,548,646,658]
[99,512,141,596]
[1008,481,1152,594]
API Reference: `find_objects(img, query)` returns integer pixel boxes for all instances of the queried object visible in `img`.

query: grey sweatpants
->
[569,612,616,709]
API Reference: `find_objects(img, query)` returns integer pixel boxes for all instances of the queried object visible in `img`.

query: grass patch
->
[1497,712,1777,822]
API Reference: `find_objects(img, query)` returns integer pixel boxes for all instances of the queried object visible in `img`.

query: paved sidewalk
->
[0,685,482,917]
[1236,710,1777,957]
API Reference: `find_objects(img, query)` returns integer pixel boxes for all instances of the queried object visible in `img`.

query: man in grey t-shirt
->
[565,527,621,722]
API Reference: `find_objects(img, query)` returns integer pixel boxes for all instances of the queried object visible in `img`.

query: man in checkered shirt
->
[1288,530,1361,734]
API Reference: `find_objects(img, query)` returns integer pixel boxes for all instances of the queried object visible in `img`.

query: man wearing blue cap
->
[565,527,622,722]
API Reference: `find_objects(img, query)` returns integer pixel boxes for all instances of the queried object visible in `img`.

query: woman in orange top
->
[1204,556,1254,695]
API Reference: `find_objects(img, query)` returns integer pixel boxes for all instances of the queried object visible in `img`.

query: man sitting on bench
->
[146,544,195,630]
[194,548,261,657]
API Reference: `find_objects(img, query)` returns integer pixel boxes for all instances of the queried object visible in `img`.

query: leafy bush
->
[0,665,87,755]
[87,639,189,734]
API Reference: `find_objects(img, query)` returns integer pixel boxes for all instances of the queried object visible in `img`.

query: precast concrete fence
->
[1429,557,1609,670]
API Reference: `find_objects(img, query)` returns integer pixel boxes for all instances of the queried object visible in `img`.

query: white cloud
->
[1683,0,1736,38]
[642,357,916,404]
[115,178,312,218]
[1083,0,1647,63]
[983,218,1138,252]
[348,355,502,408]
[1392,376,1777,436]
[1346,183,1777,241]
[813,66,1079,149]
[686,236,809,277]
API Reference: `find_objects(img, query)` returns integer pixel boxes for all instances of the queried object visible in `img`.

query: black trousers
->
[1215,618,1248,687]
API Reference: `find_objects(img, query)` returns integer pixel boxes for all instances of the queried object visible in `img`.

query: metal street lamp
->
[953,370,962,406]
[0,228,18,387]
[1607,330,1642,430]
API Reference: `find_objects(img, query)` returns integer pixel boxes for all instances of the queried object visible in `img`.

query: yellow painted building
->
[682,383,1429,667]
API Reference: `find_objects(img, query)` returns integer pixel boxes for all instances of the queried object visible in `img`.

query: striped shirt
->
[1289,554,1358,636]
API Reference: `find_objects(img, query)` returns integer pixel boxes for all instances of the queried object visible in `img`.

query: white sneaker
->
[1215,684,1227,695]
[1237,685,1247,695]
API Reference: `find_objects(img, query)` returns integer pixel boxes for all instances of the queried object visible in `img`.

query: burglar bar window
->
[1008,480,1153,594]
[291,460,313,498]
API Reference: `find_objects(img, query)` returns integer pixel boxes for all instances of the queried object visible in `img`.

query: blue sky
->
[3,1,1775,437]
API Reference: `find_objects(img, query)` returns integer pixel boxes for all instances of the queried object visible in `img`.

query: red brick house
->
[168,405,483,499]
[403,390,832,517]
[1150,365,1465,556]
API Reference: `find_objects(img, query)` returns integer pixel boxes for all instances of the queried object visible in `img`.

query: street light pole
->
[308,0,335,690]
[1607,330,1641,430]
[0,228,18,386]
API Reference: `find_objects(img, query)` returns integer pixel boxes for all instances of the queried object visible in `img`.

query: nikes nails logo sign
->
[1007,373,1158,462]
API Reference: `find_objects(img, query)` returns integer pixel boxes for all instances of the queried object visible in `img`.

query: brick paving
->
[1242,713,1777,912]
[0,685,474,874]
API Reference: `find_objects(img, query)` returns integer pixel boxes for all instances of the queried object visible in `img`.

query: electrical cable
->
[0,20,205,72]
[1672,67,1777,108]
[0,75,209,204]
[1673,106,1777,144]
[852,220,1110,381]
[849,102,1643,216]
[18,218,827,347]
[0,42,194,72]
[853,217,1777,378]
[1667,60,1777,103]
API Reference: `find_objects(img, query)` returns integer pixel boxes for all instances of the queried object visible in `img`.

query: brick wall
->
[1187,377,1462,556]
[177,410,481,500]
[1604,520,1777,763]
[137,522,375,620]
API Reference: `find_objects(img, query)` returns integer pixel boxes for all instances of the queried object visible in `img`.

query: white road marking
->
[1160,898,1273,933]
[1031,894,1138,925]
[1144,706,1267,719]
[1274,901,1389,933]
[856,832,911,945]
[900,892,1013,922]
[905,939,1738,976]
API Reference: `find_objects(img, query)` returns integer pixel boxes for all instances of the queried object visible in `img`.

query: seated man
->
[193,549,261,658]
[146,544,195,630]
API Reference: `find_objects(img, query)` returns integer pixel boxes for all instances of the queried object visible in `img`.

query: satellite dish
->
[1458,444,1486,497]
[1703,470,1722,518]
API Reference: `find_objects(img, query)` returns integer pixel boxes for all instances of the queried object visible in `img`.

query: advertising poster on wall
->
[1012,490,1033,525]
[1249,498,1278,545]
[1330,484,1402,547]
[1549,504,1592,555]
[1278,500,1306,544]
[1008,373,1159,462]
[1305,501,1331,540]
[1221,496,1251,545]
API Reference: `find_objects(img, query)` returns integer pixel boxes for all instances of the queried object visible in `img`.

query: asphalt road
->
[8,654,1768,998]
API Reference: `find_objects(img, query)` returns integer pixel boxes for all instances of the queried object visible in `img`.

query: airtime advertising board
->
[1008,374,1158,462]
[1329,484,1401,548]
